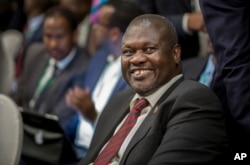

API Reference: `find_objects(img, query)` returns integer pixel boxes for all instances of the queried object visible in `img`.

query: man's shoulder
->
[24,42,47,68]
[26,42,46,58]
[75,46,91,60]
[179,79,212,92]
[176,79,219,101]
[70,46,91,69]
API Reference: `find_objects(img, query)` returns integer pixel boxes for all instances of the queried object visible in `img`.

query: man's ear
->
[172,44,181,64]
[108,27,121,43]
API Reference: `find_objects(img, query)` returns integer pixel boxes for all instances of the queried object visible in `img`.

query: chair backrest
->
[0,29,23,59]
[0,94,23,165]
[0,29,23,94]
[0,41,15,95]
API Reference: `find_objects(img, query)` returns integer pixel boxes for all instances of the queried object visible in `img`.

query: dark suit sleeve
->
[132,0,189,37]
[53,98,79,142]
[200,0,250,133]
[132,0,198,59]
[148,85,228,164]
[132,0,157,14]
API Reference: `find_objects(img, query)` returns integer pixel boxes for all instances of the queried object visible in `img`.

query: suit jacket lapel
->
[87,89,134,162]
[121,107,157,162]
[30,53,49,99]
[112,77,128,95]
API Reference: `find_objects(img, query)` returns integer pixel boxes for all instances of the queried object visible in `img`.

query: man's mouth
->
[131,69,153,80]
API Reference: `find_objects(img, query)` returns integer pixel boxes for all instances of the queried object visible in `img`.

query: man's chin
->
[131,83,155,96]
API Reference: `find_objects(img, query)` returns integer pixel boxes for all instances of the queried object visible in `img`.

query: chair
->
[0,42,15,95]
[0,94,23,165]
[0,29,22,94]
[0,29,23,59]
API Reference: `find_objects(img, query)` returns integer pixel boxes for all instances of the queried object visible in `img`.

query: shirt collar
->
[131,74,183,108]
[55,47,77,70]
[204,54,215,74]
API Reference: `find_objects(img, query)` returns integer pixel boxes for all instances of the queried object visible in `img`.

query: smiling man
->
[79,14,229,165]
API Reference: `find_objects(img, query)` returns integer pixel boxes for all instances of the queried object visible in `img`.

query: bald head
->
[124,14,178,51]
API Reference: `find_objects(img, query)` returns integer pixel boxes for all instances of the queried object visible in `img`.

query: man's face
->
[43,16,76,60]
[121,20,180,96]
[92,5,114,48]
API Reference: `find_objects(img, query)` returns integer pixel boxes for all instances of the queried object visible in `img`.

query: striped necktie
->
[93,98,149,165]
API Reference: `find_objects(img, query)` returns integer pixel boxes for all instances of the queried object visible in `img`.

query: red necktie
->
[94,98,149,165]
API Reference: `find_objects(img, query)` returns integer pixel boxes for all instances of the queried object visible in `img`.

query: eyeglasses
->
[95,20,109,29]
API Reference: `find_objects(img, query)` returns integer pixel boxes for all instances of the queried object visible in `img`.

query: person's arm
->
[131,0,157,14]
[132,0,204,37]
[66,86,97,122]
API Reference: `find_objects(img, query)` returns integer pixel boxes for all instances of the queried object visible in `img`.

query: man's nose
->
[130,50,147,65]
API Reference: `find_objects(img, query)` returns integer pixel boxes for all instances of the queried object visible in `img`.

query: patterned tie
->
[93,98,149,165]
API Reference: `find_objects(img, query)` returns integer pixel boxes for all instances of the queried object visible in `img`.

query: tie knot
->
[53,64,60,77]
[133,98,149,112]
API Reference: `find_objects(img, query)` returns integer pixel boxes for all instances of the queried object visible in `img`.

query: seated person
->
[59,0,92,48]
[13,6,90,149]
[15,0,57,79]
[79,14,229,165]
[65,0,144,158]
[183,34,216,87]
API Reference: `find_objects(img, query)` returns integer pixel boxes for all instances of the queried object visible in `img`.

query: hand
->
[187,12,206,32]
[66,86,97,122]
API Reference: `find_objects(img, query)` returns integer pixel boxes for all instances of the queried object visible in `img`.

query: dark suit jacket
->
[15,43,90,140]
[83,42,128,95]
[83,42,111,91]
[132,0,199,59]
[200,0,250,158]
[182,56,208,81]
[24,23,43,49]
[80,77,228,164]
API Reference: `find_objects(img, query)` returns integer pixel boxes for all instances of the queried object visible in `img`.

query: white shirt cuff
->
[182,13,193,35]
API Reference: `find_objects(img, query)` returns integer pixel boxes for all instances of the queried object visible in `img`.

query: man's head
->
[121,14,182,96]
[92,0,144,52]
[59,0,92,23]
[43,6,78,60]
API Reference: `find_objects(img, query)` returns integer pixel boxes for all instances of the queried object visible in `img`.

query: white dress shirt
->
[75,56,123,155]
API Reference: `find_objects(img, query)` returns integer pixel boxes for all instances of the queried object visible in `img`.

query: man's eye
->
[122,49,133,56]
[144,47,156,53]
